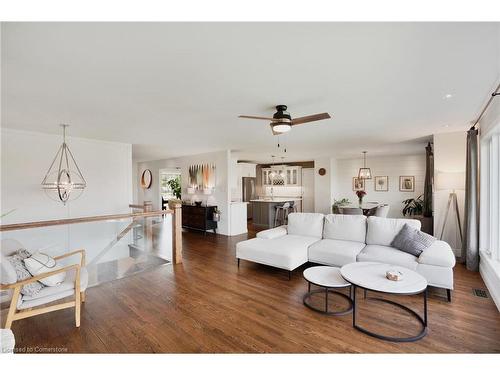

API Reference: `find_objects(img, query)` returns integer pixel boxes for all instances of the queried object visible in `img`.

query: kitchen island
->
[250,198,302,228]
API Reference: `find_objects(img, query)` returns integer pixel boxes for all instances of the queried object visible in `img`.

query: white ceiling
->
[2,22,499,162]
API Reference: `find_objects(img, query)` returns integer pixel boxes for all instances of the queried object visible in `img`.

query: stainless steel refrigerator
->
[242,177,257,220]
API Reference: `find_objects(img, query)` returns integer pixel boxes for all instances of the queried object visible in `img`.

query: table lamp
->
[435,171,465,243]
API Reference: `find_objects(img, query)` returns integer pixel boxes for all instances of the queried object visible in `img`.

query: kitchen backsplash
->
[263,186,302,197]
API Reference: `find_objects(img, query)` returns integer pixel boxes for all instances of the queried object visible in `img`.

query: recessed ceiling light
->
[444,94,453,99]
[442,124,451,128]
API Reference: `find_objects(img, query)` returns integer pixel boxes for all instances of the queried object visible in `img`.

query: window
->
[160,170,181,200]
[480,130,500,261]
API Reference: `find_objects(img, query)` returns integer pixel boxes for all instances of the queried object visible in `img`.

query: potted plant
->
[166,176,182,199]
[402,195,424,217]
[212,208,221,222]
[332,198,351,214]
[355,190,366,206]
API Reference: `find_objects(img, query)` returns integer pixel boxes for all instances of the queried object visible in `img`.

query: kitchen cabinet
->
[262,166,301,186]
[238,163,256,178]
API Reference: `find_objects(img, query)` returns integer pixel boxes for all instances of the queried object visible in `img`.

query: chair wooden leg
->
[75,269,81,327]
[5,286,21,329]
[80,291,86,303]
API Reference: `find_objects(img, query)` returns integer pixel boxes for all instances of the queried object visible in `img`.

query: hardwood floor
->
[6,225,500,353]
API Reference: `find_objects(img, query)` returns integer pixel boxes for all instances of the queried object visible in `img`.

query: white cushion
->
[0,252,17,284]
[287,213,324,238]
[357,244,418,270]
[366,216,421,246]
[418,240,456,268]
[21,267,88,301]
[236,235,318,270]
[23,252,66,286]
[323,214,367,242]
[308,239,366,267]
[256,225,287,239]
[416,263,454,289]
[19,289,75,310]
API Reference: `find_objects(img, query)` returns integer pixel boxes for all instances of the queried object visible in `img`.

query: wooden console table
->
[182,204,218,234]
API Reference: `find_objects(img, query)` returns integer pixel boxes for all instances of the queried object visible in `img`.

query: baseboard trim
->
[479,252,500,312]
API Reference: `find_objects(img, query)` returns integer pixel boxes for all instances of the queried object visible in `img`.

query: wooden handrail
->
[0,210,173,232]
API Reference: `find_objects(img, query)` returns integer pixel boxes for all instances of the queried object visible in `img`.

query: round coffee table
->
[340,262,428,342]
[302,266,353,316]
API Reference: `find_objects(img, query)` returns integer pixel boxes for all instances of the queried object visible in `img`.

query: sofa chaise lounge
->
[236,213,456,300]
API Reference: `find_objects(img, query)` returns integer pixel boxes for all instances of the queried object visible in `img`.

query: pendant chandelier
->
[358,151,372,180]
[268,155,277,180]
[41,124,86,205]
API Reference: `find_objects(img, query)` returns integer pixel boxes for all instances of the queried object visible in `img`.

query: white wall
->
[1,128,133,263]
[136,150,231,235]
[314,157,334,214]
[333,154,426,218]
[433,132,466,254]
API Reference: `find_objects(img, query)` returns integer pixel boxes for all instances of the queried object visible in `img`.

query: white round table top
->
[340,262,427,294]
[303,266,351,288]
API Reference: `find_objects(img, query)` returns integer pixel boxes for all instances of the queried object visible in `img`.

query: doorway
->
[159,168,181,210]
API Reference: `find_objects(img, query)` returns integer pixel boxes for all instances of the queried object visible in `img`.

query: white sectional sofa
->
[236,213,456,299]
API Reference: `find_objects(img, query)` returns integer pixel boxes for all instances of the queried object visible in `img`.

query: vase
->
[358,197,363,206]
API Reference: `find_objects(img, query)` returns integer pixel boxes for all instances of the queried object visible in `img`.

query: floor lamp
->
[436,171,465,244]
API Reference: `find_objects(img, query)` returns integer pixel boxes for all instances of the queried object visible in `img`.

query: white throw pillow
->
[23,252,66,287]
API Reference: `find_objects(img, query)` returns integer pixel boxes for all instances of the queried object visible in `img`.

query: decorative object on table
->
[41,124,86,204]
[140,169,153,189]
[374,176,389,191]
[318,167,326,176]
[212,208,221,222]
[399,176,415,192]
[332,198,351,214]
[194,200,203,207]
[358,151,372,180]
[352,177,365,191]
[391,223,436,257]
[356,190,366,206]
[402,194,424,216]
[166,175,181,199]
[188,163,216,191]
[435,171,465,244]
[386,269,403,281]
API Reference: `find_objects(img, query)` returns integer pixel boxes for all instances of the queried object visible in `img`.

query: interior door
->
[301,168,315,212]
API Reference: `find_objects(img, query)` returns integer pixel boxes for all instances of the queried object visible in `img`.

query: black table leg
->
[352,285,356,327]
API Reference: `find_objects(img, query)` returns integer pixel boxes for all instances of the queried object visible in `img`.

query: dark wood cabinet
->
[182,204,218,234]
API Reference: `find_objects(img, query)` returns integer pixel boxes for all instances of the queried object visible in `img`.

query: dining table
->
[339,202,383,216]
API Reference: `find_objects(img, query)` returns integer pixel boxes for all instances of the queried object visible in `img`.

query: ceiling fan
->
[238,105,331,135]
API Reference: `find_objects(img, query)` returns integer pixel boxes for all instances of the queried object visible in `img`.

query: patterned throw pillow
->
[6,249,45,297]
[391,224,436,257]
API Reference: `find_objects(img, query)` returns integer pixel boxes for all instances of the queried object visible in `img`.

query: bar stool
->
[274,202,291,227]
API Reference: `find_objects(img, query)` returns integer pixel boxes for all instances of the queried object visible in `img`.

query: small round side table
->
[302,266,353,316]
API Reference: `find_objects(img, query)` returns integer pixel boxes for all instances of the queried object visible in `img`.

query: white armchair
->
[0,239,88,329]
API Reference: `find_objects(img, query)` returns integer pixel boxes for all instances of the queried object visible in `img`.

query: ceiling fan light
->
[272,123,292,133]
[358,168,372,180]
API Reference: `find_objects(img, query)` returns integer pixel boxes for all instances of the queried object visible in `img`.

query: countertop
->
[250,198,302,203]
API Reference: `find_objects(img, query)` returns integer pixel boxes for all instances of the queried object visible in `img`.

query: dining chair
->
[374,204,390,218]
[341,207,363,215]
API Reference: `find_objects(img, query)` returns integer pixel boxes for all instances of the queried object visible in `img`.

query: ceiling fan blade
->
[291,113,331,126]
[239,115,278,121]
